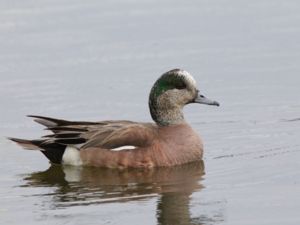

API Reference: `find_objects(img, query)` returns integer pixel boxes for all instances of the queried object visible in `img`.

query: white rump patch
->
[62,146,83,166]
[111,145,137,151]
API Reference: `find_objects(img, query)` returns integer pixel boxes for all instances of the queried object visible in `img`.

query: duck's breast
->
[154,124,203,166]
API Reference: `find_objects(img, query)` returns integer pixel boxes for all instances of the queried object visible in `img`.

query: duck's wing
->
[81,123,157,149]
[28,115,157,150]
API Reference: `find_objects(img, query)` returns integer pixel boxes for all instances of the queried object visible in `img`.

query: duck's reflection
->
[22,161,221,224]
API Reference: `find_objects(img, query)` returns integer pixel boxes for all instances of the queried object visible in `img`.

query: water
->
[0,0,300,224]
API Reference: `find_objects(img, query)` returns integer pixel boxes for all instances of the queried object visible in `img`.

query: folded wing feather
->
[28,115,157,150]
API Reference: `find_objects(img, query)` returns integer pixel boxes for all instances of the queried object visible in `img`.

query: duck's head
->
[149,69,219,126]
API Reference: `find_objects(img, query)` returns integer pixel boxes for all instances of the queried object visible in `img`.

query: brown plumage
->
[9,69,219,168]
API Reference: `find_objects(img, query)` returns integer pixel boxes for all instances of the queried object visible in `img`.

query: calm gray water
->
[1,0,300,224]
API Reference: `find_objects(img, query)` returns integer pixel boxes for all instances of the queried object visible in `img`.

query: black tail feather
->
[8,137,66,164]
[7,137,43,150]
[55,138,86,145]
[42,133,81,139]
[39,142,66,164]
[27,115,74,128]
[28,115,100,128]
[46,127,88,133]
[9,114,95,164]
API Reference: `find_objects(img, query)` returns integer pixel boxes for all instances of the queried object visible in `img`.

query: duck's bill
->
[194,93,220,106]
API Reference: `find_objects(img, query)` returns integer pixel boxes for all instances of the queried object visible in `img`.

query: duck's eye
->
[200,95,204,98]
[176,83,186,90]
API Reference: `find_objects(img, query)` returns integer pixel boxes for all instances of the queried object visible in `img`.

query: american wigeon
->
[9,69,219,168]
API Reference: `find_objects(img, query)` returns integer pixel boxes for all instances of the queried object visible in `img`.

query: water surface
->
[0,0,300,224]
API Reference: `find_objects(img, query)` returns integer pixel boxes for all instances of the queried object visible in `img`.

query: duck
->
[9,69,219,168]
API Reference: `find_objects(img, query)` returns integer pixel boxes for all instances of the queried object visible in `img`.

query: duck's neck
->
[149,100,185,126]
